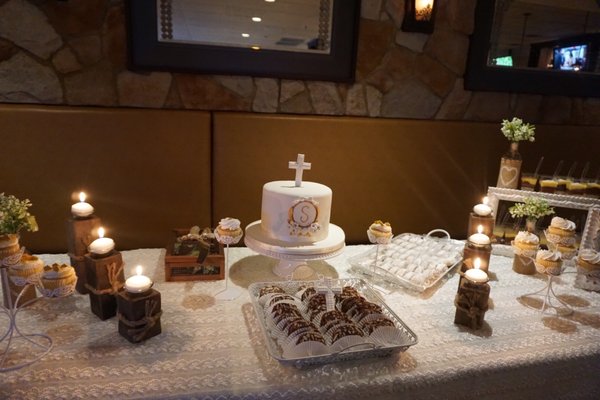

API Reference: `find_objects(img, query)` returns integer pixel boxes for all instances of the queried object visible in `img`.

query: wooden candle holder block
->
[68,253,89,294]
[89,292,119,321]
[84,251,124,320]
[66,216,101,257]
[84,251,124,291]
[467,213,495,238]
[117,289,162,343]
[462,242,492,273]
[454,279,490,330]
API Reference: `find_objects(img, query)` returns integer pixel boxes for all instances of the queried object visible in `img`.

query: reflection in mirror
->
[488,0,600,73]
[158,0,332,54]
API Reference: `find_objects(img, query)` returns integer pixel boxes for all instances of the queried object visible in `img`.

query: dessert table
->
[1,246,599,399]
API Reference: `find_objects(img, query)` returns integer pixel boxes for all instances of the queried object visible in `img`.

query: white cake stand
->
[244,221,345,279]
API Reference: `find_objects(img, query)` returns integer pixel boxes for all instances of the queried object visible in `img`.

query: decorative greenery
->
[0,193,38,236]
[509,197,554,220]
[500,117,536,142]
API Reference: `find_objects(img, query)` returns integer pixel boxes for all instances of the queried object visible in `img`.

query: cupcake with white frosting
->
[367,220,393,244]
[214,217,243,245]
[546,217,577,246]
[535,250,563,275]
[577,249,600,272]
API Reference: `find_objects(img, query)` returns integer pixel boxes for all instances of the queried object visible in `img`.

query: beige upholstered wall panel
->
[0,105,212,253]
[212,112,600,244]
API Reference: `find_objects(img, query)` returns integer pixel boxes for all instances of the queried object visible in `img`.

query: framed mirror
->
[126,0,360,82]
[465,0,600,97]
[487,187,600,252]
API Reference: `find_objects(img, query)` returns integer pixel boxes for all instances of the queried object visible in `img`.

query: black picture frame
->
[125,0,361,82]
[464,0,600,98]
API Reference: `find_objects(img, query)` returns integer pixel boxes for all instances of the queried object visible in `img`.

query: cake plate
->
[244,221,345,279]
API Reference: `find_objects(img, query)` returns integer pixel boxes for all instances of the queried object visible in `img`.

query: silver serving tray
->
[348,231,464,293]
[248,278,418,368]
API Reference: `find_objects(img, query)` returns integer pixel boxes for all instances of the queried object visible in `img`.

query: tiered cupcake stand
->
[0,250,53,372]
[244,221,345,279]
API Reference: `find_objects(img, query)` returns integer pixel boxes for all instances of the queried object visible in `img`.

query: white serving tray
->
[348,230,464,293]
[248,278,418,368]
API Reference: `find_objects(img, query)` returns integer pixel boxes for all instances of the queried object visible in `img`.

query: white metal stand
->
[244,221,345,278]
[519,272,573,317]
[0,266,53,372]
[214,242,243,301]
[213,230,244,301]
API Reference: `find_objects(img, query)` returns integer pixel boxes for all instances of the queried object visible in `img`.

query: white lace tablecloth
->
[1,246,600,400]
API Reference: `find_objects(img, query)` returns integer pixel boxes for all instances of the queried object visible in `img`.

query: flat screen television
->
[553,44,588,71]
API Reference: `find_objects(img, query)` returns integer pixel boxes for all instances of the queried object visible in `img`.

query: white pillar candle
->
[125,265,153,293]
[469,225,491,245]
[473,196,492,217]
[71,191,94,217]
[465,258,488,283]
[88,227,115,255]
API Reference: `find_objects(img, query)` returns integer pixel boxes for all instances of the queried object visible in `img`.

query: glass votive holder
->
[538,175,558,193]
[584,179,600,198]
[567,179,587,196]
[520,173,538,191]
[555,176,571,194]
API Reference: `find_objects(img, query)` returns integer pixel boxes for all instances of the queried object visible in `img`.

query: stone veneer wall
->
[0,0,598,125]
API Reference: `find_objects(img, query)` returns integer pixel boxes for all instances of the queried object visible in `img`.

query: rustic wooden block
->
[69,253,89,294]
[117,289,162,343]
[66,216,101,257]
[454,279,490,330]
[84,251,124,291]
[89,292,118,320]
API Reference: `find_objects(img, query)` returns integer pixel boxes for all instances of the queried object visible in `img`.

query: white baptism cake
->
[258,154,334,244]
[260,180,332,243]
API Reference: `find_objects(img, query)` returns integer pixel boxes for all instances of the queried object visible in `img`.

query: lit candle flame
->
[477,224,484,234]
[416,0,434,10]
[98,227,105,238]
[483,196,489,205]
[474,258,481,270]
[79,192,86,202]
[135,265,143,276]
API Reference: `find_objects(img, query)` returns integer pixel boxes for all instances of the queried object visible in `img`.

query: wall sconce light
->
[402,0,438,34]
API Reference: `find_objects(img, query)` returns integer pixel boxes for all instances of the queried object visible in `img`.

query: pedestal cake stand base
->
[244,221,345,278]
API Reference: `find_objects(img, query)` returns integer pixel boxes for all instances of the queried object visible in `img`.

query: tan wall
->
[1,105,599,252]
[0,0,598,125]
[0,105,212,253]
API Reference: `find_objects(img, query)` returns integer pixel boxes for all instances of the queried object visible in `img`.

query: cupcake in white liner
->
[214,217,243,245]
[296,286,317,303]
[8,253,43,286]
[38,263,77,298]
[328,324,368,353]
[353,311,388,325]
[574,249,600,291]
[367,220,393,245]
[258,285,287,305]
[368,325,405,346]
[546,241,577,260]
[546,217,577,246]
[281,324,320,348]
[264,293,296,308]
[535,250,563,276]
[282,334,328,359]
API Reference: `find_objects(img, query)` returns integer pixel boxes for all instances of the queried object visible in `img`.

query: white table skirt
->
[1,246,599,400]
